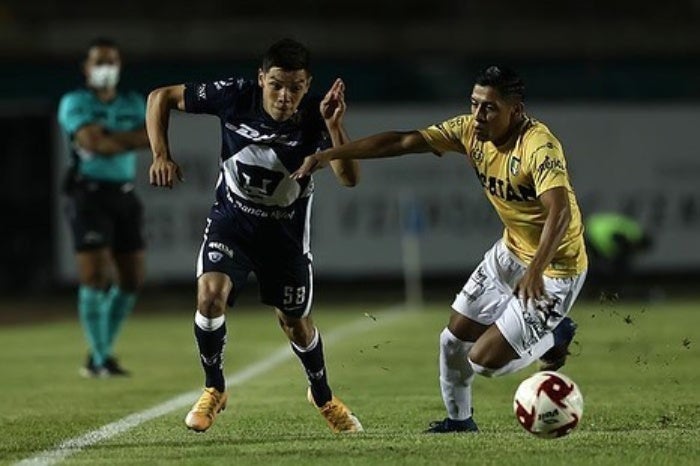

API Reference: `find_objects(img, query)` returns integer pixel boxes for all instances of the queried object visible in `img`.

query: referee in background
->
[58,38,150,378]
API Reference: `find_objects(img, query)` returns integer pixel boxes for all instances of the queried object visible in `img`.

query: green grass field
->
[1,298,698,465]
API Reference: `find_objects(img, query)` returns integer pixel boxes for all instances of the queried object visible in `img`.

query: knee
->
[117,267,144,293]
[467,344,505,377]
[79,268,110,289]
[467,355,498,378]
[440,328,467,358]
[197,287,228,317]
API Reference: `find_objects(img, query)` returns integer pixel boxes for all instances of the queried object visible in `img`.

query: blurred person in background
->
[584,212,652,298]
[58,38,150,378]
[146,38,362,433]
[293,65,587,433]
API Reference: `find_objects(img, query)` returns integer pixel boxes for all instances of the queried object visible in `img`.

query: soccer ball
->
[513,371,583,439]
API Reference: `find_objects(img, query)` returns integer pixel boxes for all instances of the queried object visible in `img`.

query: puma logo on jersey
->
[235,161,285,198]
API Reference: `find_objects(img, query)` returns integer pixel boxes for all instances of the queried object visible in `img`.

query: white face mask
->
[88,65,120,89]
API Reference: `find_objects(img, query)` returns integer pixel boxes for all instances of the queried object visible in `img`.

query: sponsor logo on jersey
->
[213,79,235,90]
[471,148,484,163]
[197,84,206,101]
[225,122,300,146]
[208,241,233,258]
[475,170,537,202]
[208,251,224,263]
[233,199,296,220]
[536,155,565,176]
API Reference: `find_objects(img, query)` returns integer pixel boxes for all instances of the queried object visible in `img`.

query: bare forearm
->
[146,86,183,161]
[529,206,571,274]
[327,123,359,186]
[327,123,350,148]
[319,131,429,163]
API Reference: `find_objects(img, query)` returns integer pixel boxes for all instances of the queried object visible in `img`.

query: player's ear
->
[257,68,265,88]
[512,100,524,118]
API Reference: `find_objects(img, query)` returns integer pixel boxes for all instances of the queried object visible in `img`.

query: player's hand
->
[320,78,346,128]
[514,268,546,310]
[291,153,329,180]
[149,157,184,188]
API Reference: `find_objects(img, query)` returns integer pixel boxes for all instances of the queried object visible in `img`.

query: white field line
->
[15,306,409,466]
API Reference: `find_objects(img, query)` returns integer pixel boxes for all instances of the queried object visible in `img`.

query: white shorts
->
[451,240,587,358]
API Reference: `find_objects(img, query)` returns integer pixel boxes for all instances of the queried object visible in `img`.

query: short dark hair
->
[87,37,119,51]
[474,65,525,102]
[261,38,310,72]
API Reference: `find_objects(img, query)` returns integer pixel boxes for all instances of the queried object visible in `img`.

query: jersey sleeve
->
[418,115,469,155]
[183,77,242,115]
[57,92,94,136]
[523,130,570,196]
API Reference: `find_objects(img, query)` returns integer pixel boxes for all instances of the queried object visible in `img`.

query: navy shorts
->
[64,180,145,253]
[196,197,313,318]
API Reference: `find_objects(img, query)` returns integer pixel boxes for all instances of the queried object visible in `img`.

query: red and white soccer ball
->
[513,371,584,439]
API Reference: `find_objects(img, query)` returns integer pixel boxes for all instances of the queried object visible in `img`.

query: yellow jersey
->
[419,115,587,277]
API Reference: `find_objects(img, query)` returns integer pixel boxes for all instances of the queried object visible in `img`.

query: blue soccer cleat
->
[539,316,578,371]
[424,417,479,433]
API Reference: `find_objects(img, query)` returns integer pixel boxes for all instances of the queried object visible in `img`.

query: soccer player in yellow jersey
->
[292,66,588,433]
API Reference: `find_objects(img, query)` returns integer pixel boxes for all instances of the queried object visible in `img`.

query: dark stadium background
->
[1,0,699,302]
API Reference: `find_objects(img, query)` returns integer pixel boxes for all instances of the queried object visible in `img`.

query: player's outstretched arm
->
[146,85,186,188]
[320,78,359,187]
[291,130,431,180]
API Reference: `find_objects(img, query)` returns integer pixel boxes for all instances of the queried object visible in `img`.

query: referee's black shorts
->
[64,179,145,253]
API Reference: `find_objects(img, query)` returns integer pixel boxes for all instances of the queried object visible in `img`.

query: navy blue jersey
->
[183,78,331,210]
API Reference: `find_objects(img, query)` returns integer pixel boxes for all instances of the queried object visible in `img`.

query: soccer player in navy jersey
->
[58,38,150,378]
[146,39,362,433]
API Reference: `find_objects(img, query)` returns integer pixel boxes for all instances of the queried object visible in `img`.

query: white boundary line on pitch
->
[15,305,411,466]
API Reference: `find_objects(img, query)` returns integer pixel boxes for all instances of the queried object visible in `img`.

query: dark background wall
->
[1,0,699,294]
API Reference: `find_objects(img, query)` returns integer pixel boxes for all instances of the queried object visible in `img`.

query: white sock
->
[291,327,319,353]
[470,333,554,377]
[194,310,225,331]
[439,328,474,421]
